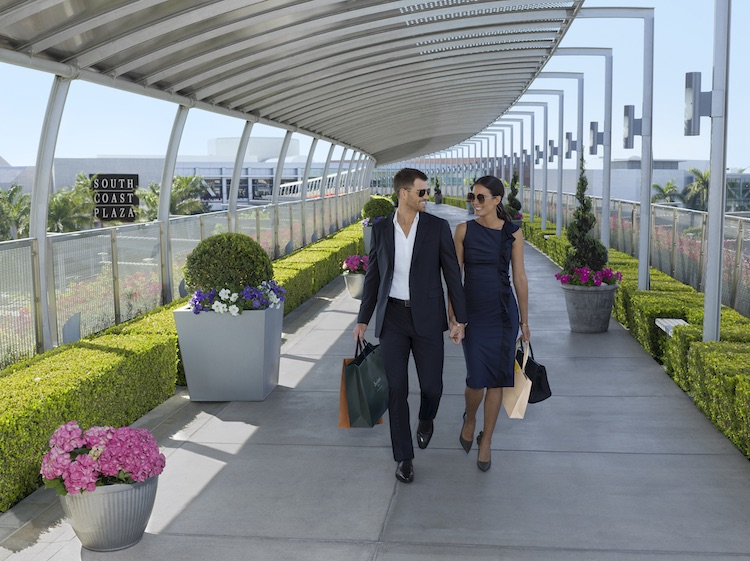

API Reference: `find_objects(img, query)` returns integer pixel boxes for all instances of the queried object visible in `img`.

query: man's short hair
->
[393,168,428,194]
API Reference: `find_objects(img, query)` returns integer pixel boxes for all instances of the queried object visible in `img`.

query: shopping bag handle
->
[517,338,532,371]
[355,338,371,356]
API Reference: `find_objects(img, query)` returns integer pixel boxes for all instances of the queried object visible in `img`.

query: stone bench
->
[655,318,689,337]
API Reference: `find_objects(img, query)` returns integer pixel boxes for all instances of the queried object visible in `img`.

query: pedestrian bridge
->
[2,203,750,560]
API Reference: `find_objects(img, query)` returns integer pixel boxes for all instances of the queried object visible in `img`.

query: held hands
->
[449,318,465,345]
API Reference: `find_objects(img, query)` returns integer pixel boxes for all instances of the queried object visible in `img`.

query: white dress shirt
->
[389,210,419,300]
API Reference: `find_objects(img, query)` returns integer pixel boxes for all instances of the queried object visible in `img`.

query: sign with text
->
[90,174,139,222]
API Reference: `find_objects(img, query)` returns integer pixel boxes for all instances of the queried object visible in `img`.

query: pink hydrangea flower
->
[41,422,166,495]
[49,421,85,452]
[342,255,368,273]
[84,426,115,448]
[63,453,99,494]
[41,447,71,480]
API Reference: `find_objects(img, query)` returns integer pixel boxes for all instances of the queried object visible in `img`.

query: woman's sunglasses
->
[466,193,497,204]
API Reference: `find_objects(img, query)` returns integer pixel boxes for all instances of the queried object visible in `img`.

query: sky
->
[0,0,747,171]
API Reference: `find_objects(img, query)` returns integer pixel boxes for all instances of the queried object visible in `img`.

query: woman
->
[449,175,530,472]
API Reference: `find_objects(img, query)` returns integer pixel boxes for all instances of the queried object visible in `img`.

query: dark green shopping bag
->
[343,339,389,428]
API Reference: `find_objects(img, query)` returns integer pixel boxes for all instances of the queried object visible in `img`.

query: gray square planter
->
[173,304,284,401]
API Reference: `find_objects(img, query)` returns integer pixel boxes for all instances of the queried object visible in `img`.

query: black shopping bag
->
[343,339,389,427]
[516,341,551,404]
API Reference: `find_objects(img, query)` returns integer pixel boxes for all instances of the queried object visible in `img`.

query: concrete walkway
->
[2,203,750,560]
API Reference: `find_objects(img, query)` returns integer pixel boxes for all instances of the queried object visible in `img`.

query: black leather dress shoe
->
[395,459,414,483]
[416,420,434,449]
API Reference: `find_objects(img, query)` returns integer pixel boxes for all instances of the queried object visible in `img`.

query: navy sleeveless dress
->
[461,219,520,389]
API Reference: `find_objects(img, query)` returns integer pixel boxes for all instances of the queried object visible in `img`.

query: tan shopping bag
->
[502,357,532,419]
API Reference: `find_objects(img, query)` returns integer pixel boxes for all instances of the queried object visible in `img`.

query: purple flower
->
[362,216,386,227]
[189,281,285,315]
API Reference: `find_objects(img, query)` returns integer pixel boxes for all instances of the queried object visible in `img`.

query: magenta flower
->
[49,421,85,452]
[63,454,99,494]
[41,422,166,496]
[84,426,115,448]
[342,255,368,274]
[40,447,72,480]
[556,266,622,287]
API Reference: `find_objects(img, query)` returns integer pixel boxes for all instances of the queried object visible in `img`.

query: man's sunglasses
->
[412,188,430,197]
[466,193,497,204]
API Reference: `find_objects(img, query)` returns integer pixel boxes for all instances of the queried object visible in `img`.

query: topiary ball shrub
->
[361,196,395,221]
[183,233,273,293]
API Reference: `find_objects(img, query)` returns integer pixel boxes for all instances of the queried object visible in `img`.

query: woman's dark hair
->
[473,175,514,222]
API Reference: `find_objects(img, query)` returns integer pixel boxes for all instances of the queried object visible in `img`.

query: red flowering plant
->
[555,155,622,287]
[40,421,166,495]
[342,254,369,275]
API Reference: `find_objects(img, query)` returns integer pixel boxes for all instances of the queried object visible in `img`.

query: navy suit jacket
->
[357,211,468,338]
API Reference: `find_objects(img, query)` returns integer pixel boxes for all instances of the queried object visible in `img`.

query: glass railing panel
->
[257,205,274,258]
[674,209,704,289]
[314,198,325,242]
[236,206,260,242]
[732,221,750,317]
[116,223,162,322]
[290,202,304,251]
[51,232,115,341]
[651,206,676,274]
[202,212,230,237]
[168,216,203,299]
[277,202,294,257]
[323,197,333,236]
[0,240,36,369]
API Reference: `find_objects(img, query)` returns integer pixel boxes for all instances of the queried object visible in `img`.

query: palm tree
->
[651,179,682,204]
[0,201,9,241]
[0,183,31,239]
[136,175,209,221]
[682,167,710,211]
[47,173,96,233]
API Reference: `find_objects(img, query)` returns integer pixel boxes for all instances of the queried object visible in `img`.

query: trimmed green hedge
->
[629,291,704,360]
[687,342,750,456]
[0,222,366,512]
[665,321,750,392]
[0,333,176,511]
[105,297,189,386]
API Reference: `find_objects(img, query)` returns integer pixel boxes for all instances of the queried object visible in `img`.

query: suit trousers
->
[379,299,445,461]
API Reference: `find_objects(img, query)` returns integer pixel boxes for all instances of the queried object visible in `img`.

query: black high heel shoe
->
[459,412,472,454]
[476,431,491,472]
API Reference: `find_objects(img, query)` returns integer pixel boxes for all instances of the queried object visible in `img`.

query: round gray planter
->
[343,273,365,299]
[560,282,618,333]
[60,476,158,552]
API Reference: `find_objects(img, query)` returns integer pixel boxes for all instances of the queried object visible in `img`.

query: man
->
[353,168,468,483]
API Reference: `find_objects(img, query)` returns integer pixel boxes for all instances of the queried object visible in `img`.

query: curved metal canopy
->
[0,0,582,164]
